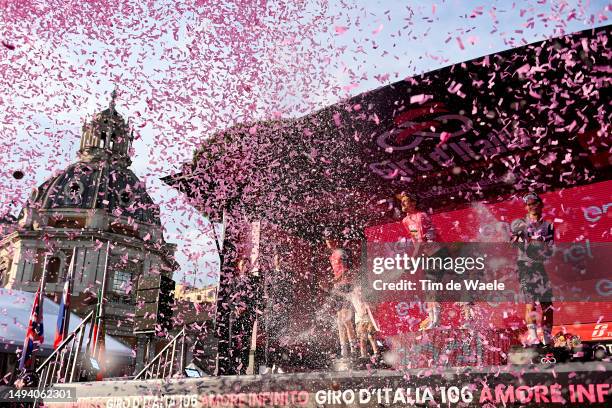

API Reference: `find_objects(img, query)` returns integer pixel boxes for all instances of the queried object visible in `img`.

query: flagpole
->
[40,253,48,306]
[210,212,225,326]
[61,248,77,342]
[94,241,110,357]
[84,240,97,353]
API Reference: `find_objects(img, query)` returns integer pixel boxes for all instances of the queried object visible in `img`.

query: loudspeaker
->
[133,275,175,334]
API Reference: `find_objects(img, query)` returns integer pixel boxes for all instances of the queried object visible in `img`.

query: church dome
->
[23,90,161,226]
[27,161,161,226]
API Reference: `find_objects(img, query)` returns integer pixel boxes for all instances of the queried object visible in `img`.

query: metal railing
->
[35,311,94,388]
[134,328,186,380]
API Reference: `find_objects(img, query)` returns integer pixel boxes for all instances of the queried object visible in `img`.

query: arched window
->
[68,182,80,195]
[117,189,133,207]
[63,180,84,205]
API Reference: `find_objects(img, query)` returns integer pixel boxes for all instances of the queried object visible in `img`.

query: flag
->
[54,249,76,349]
[90,289,106,380]
[89,289,102,355]
[18,283,45,370]
[94,319,106,381]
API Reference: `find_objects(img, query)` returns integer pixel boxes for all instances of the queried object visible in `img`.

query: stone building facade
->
[0,92,177,355]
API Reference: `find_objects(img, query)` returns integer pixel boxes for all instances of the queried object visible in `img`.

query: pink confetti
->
[343,82,359,92]
[456,37,465,50]
[1,41,15,50]
[410,94,433,104]
[334,26,348,34]
[333,112,342,127]
[437,131,452,147]
[516,63,531,75]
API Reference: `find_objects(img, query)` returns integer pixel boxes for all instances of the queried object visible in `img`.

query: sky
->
[0,0,609,287]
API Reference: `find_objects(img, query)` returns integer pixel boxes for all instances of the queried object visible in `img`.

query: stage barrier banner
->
[38,362,612,407]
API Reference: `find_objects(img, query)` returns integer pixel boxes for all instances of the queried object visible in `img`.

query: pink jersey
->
[330,248,350,283]
[402,212,437,242]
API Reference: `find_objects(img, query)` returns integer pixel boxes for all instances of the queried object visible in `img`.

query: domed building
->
[0,92,177,356]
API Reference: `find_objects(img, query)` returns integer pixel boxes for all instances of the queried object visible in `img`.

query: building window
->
[50,217,86,229]
[32,254,64,284]
[112,270,131,294]
[117,189,133,207]
[46,257,61,283]
[80,165,93,175]
[64,180,84,205]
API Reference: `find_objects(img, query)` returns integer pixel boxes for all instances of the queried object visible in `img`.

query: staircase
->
[35,310,94,388]
[134,327,187,380]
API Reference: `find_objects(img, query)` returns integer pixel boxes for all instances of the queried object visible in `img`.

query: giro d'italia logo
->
[540,353,557,364]
[376,102,473,151]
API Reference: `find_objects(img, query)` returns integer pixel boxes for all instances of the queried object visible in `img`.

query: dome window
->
[117,189,133,206]
[64,180,84,204]
[68,183,80,195]
[80,164,93,175]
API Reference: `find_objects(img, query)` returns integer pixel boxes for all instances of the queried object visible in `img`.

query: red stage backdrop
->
[365,179,612,341]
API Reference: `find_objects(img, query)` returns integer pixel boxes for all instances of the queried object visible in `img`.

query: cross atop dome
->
[109,88,117,110]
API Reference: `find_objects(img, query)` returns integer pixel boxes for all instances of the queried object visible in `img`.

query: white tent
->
[0,288,132,357]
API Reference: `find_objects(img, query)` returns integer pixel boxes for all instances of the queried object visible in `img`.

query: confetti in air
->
[0,0,610,386]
